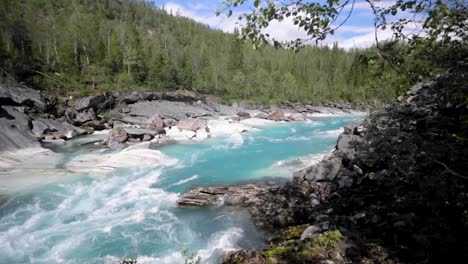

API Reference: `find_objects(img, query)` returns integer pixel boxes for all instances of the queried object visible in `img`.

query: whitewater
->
[0,115,362,264]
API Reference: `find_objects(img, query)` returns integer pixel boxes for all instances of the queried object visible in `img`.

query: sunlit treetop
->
[216,0,468,50]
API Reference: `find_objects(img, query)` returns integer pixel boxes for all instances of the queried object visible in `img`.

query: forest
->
[0,0,443,103]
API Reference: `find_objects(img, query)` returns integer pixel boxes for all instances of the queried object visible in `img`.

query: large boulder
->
[288,113,306,121]
[0,106,40,151]
[177,119,208,132]
[237,111,251,120]
[163,117,177,128]
[255,112,268,119]
[267,110,285,121]
[32,118,86,139]
[147,115,165,133]
[294,157,342,181]
[75,108,97,124]
[74,93,114,113]
[108,127,128,149]
[0,81,45,110]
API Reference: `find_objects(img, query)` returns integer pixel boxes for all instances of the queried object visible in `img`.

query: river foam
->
[0,115,364,264]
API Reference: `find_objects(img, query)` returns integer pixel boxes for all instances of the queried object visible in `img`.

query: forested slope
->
[0,0,405,103]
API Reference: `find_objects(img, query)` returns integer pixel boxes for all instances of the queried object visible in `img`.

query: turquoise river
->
[0,115,362,264]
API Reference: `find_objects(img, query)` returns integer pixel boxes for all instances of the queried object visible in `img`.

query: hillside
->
[0,0,405,103]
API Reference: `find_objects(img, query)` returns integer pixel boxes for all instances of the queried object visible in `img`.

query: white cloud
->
[161,1,423,50]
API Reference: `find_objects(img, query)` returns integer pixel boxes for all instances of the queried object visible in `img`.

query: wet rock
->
[267,110,285,121]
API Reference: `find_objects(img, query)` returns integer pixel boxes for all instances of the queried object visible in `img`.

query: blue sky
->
[153,0,419,49]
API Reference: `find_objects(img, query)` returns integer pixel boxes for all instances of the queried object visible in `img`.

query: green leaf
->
[254,0,260,8]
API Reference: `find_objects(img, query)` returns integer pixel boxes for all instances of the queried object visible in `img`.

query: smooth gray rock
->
[288,113,306,121]
[107,128,128,149]
[124,128,159,136]
[32,118,86,139]
[267,110,285,121]
[75,108,97,124]
[255,112,268,119]
[177,119,208,132]
[237,111,251,120]
[0,81,45,109]
[0,106,39,151]
[294,157,342,181]
[163,118,177,128]
[147,115,164,133]
[125,101,212,120]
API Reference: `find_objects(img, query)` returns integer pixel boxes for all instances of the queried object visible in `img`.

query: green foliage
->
[0,0,416,103]
[300,230,343,259]
[219,0,467,52]
[262,243,294,257]
[282,225,308,240]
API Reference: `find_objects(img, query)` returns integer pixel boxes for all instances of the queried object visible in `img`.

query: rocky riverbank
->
[177,65,468,263]
[0,78,365,167]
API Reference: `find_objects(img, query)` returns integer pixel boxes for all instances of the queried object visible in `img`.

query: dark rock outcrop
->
[178,68,468,264]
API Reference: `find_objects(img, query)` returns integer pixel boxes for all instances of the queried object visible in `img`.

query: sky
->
[153,0,422,49]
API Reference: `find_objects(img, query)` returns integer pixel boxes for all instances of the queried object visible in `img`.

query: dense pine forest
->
[0,0,431,103]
